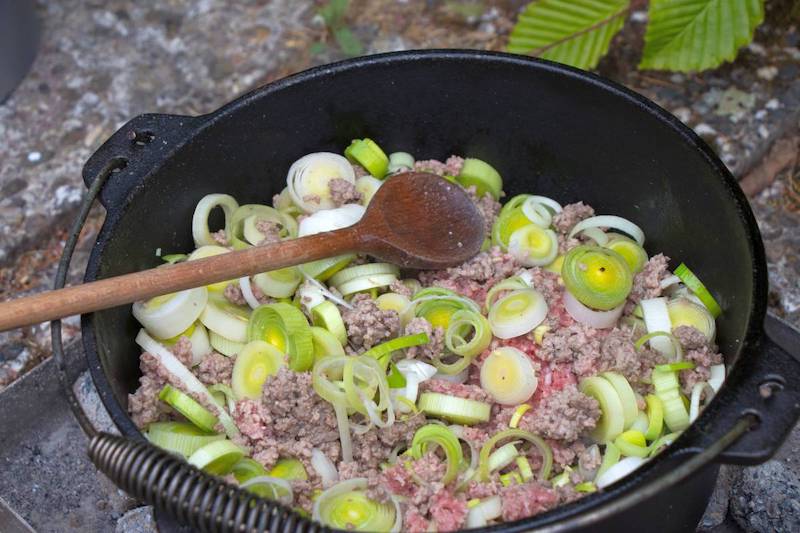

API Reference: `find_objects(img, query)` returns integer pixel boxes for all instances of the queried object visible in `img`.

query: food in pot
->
[128,138,726,531]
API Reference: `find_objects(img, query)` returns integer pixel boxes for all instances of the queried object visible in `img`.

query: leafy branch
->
[508,0,765,73]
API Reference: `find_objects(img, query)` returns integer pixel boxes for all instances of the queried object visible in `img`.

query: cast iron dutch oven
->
[71,50,800,532]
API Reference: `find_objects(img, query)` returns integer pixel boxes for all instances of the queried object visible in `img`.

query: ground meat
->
[421,379,491,402]
[223,282,248,306]
[538,323,603,367]
[381,462,417,498]
[625,254,670,314]
[341,293,401,351]
[194,352,234,386]
[404,317,445,360]
[429,491,468,532]
[234,368,340,476]
[467,477,503,499]
[552,202,594,235]
[389,279,414,298]
[680,344,724,395]
[598,327,666,383]
[405,509,430,533]
[466,185,501,237]
[412,452,447,484]
[128,350,191,428]
[255,219,282,246]
[549,439,586,470]
[674,325,711,351]
[413,155,465,177]
[351,163,370,178]
[520,385,599,441]
[212,229,229,246]
[351,414,426,472]
[577,445,602,481]
[328,177,362,206]
[302,194,321,205]
[418,246,518,303]
[500,482,561,521]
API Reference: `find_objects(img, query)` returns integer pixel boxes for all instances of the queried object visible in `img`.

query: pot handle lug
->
[679,313,800,465]
[81,113,202,209]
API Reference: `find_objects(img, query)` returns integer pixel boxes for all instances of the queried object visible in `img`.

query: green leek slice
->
[132,287,208,341]
[252,266,303,298]
[562,246,633,311]
[146,421,223,458]
[188,245,236,292]
[388,151,414,173]
[187,439,244,475]
[336,274,397,296]
[644,394,664,441]
[314,480,396,531]
[375,292,411,314]
[655,361,695,372]
[579,376,625,443]
[329,263,400,288]
[484,275,531,312]
[507,225,558,267]
[444,309,492,359]
[575,482,597,493]
[229,204,297,249]
[344,138,389,178]
[300,254,355,281]
[605,235,648,274]
[208,330,245,357]
[478,429,552,482]
[491,207,534,250]
[231,340,285,400]
[652,368,690,432]
[158,385,218,433]
[456,158,503,199]
[488,289,548,339]
[614,430,649,458]
[269,458,308,480]
[161,253,188,264]
[417,392,491,425]
[410,424,463,484]
[311,326,346,363]
[674,263,722,317]
[232,457,268,483]
[311,300,347,344]
[362,333,430,368]
[517,456,534,481]
[247,303,313,371]
[595,442,620,481]
[191,193,239,247]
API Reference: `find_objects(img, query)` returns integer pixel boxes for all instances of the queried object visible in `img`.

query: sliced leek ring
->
[488,289,548,339]
[456,158,503,199]
[187,439,244,475]
[311,326,346,363]
[417,392,491,425]
[355,176,383,205]
[579,376,625,443]
[562,245,633,311]
[336,274,397,296]
[329,263,400,288]
[199,296,251,343]
[231,340,286,400]
[668,298,716,343]
[605,235,648,274]
[311,301,347,345]
[191,193,239,247]
[508,225,559,267]
[480,347,538,405]
[188,322,212,365]
[287,152,356,213]
[133,287,208,340]
[375,292,411,314]
[229,204,297,249]
[252,266,303,298]
[600,372,638,430]
[208,330,245,357]
[344,138,389,178]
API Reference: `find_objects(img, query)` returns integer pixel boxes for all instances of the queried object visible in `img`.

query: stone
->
[730,461,800,533]
[115,506,156,533]
[698,466,742,531]
[73,370,119,435]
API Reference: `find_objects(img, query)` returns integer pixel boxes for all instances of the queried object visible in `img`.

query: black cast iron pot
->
[69,50,800,532]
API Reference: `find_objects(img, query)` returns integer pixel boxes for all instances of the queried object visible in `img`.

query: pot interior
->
[83,51,764,439]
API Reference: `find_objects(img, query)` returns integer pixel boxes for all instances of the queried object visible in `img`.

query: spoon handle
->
[0,227,360,332]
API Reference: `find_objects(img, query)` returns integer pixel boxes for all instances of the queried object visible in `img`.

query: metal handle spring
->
[88,432,327,533]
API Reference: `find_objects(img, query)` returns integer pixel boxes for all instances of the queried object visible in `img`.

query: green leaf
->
[334,27,363,57]
[309,42,327,56]
[508,0,631,70]
[319,0,349,27]
[640,0,764,72]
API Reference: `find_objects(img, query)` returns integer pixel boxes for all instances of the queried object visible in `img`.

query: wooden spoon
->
[0,172,484,332]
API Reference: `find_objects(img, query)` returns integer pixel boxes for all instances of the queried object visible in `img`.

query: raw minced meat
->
[194,352,234,386]
[341,293,401,351]
[404,317,445,360]
[328,177,362,206]
[255,219,282,245]
[413,155,465,176]
[521,385,600,441]
[625,253,670,313]
[466,185,501,238]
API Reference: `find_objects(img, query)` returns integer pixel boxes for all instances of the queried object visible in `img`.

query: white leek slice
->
[569,215,645,246]
[189,322,212,366]
[480,347,538,405]
[641,298,675,358]
[466,496,502,529]
[238,277,261,310]
[311,448,339,488]
[601,372,638,430]
[356,175,383,205]
[336,274,397,296]
[508,225,559,267]
[595,456,647,489]
[287,152,356,213]
[394,359,437,409]
[191,194,239,247]
[388,152,415,173]
[135,329,239,438]
[298,204,365,237]
[376,292,411,314]
[521,197,554,228]
[488,289,548,339]
[132,287,208,340]
[708,364,725,392]
[252,267,302,298]
[564,290,624,329]
[689,382,716,423]
[199,297,250,343]
[668,298,716,343]
[330,263,400,288]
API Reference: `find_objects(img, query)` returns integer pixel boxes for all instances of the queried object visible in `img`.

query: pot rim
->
[80,49,768,531]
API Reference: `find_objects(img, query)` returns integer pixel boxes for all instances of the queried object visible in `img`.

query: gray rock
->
[730,461,800,533]
[115,506,156,533]
[698,466,742,531]
[72,370,119,435]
